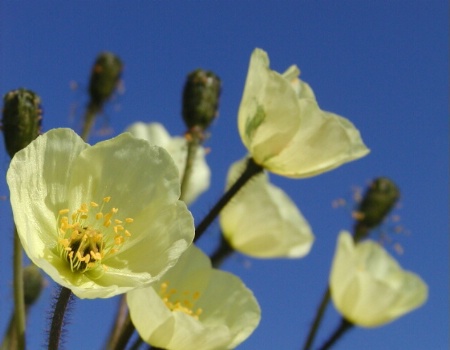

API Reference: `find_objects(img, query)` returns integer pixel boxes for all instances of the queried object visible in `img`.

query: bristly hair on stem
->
[47,286,74,350]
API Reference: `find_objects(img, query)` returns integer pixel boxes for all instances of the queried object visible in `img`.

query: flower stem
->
[317,318,353,350]
[180,128,202,202]
[112,313,135,350]
[104,296,129,350]
[194,157,264,242]
[210,235,234,268]
[302,287,331,350]
[13,226,25,350]
[80,102,101,142]
[48,287,72,350]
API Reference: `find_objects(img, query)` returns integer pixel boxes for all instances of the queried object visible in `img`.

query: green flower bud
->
[23,264,45,306]
[355,177,400,230]
[2,89,42,158]
[182,69,221,130]
[88,52,123,107]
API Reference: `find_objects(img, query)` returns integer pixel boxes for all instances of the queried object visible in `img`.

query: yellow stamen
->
[57,196,134,273]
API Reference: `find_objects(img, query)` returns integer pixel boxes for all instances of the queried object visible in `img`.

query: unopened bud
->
[88,52,123,106]
[355,177,400,229]
[23,264,44,306]
[182,69,221,130]
[2,89,42,158]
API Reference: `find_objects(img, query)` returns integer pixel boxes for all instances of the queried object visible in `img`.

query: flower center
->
[57,196,133,272]
[159,281,203,320]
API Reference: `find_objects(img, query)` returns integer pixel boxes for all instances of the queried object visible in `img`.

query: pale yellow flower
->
[220,158,314,258]
[126,122,210,204]
[7,128,194,299]
[238,48,370,178]
[330,231,428,327]
[127,246,261,350]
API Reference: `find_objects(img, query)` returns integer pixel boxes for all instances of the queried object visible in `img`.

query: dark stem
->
[48,287,72,350]
[317,318,353,350]
[194,157,264,242]
[112,313,135,350]
[104,295,129,350]
[210,235,234,268]
[128,335,143,350]
[302,288,331,350]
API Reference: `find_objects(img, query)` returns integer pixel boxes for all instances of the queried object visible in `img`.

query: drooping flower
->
[329,231,428,327]
[127,245,261,350]
[126,122,210,204]
[220,158,314,258]
[7,128,194,299]
[238,48,370,178]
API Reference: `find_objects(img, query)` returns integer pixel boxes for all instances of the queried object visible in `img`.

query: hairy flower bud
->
[182,69,221,130]
[88,52,123,106]
[2,89,42,158]
[23,264,44,306]
[355,177,400,230]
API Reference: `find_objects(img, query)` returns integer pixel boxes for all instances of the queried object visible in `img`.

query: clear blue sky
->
[1,1,448,349]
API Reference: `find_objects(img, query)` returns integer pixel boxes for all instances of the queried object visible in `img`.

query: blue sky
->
[0,1,448,349]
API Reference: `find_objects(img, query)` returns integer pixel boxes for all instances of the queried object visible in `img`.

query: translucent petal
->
[237,48,369,178]
[220,158,314,258]
[128,246,260,349]
[263,104,370,178]
[7,129,88,266]
[126,122,211,204]
[67,132,181,215]
[330,232,428,327]
[238,48,300,159]
[7,128,194,299]
[126,122,171,147]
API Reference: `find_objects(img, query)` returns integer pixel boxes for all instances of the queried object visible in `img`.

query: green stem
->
[317,318,353,350]
[210,235,234,268]
[180,129,201,202]
[302,288,331,350]
[48,287,72,350]
[80,102,101,142]
[13,227,25,350]
[194,157,263,243]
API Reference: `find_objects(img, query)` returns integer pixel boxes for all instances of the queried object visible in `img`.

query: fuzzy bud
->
[356,177,400,230]
[88,52,123,106]
[2,89,42,158]
[23,265,45,306]
[182,69,221,130]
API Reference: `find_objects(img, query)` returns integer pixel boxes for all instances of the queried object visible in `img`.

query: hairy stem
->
[80,102,101,142]
[302,288,331,350]
[13,227,25,350]
[317,318,353,350]
[195,157,263,242]
[48,287,72,350]
[180,129,201,202]
[210,235,234,268]
[105,296,129,350]
[112,313,135,350]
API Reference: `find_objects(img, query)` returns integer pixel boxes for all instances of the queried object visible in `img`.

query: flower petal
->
[220,158,314,258]
[330,231,428,327]
[126,122,211,204]
[263,104,370,178]
[238,48,369,178]
[238,49,300,160]
[7,129,88,265]
[128,246,260,349]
